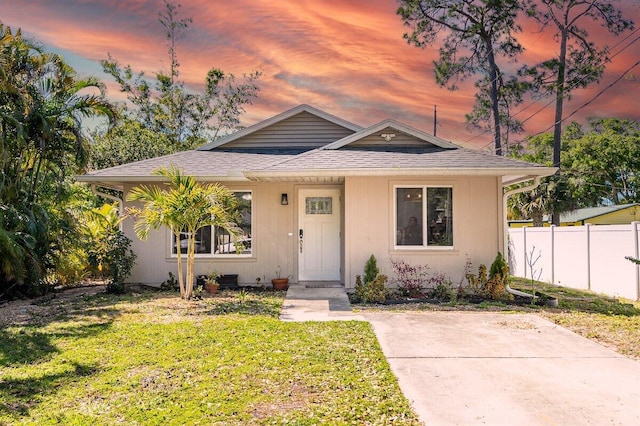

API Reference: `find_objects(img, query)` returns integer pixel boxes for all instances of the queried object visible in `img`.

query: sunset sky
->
[2,0,639,149]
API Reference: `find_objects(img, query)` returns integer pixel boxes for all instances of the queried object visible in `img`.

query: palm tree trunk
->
[185,234,195,299]
[175,233,185,298]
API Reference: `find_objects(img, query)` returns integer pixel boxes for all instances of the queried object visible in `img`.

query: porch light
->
[281,193,289,205]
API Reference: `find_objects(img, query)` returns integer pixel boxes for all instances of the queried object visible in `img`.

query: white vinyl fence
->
[508,222,640,301]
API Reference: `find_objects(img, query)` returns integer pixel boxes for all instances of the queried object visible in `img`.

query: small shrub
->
[465,256,511,301]
[489,252,507,280]
[161,272,179,291]
[354,274,388,303]
[485,252,511,300]
[237,288,249,303]
[103,230,136,294]
[390,259,429,298]
[364,255,379,284]
[430,282,451,301]
[105,280,126,294]
[484,266,511,300]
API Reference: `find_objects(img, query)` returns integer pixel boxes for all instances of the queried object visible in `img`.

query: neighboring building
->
[509,204,640,228]
[78,104,555,289]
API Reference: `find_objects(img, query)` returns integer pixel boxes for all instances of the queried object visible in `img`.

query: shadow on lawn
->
[0,361,99,417]
[0,322,112,367]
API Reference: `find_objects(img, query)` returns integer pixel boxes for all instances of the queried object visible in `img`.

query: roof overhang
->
[78,166,556,188]
[244,167,558,182]
[76,174,251,191]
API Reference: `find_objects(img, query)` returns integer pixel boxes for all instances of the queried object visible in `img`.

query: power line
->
[468,30,640,150]
[537,59,640,134]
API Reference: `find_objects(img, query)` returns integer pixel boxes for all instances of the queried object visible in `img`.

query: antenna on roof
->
[433,105,437,137]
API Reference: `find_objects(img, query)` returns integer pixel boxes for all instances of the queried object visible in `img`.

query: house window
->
[396,186,453,248]
[171,191,252,256]
[306,197,332,214]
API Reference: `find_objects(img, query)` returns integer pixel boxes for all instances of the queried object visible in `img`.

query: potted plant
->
[204,270,220,294]
[271,266,290,291]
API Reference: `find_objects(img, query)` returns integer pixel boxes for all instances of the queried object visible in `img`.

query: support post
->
[586,224,591,291]
[550,225,555,284]
[523,226,528,279]
[634,221,639,301]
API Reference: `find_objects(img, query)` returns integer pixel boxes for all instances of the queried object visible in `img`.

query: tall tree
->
[0,22,116,297]
[397,0,529,155]
[522,1,634,169]
[89,116,175,170]
[564,118,640,205]
[508,132,576,225]
[127,167,241,300]
[101,0,260,149]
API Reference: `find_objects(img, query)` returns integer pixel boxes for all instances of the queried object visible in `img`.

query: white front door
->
[298,189,341,281]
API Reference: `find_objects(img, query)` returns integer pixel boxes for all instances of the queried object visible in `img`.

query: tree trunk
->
[485,38,503,156]
[551,26,568,226]
[175,233,185,298]
[531,207,544,227]
[185,233,195,299]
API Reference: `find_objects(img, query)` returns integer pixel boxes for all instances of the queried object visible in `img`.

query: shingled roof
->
[77,104,556,188]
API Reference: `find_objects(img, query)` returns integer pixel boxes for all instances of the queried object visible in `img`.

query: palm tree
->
[508,176,575,227]
[127,166,241,299]
[0,22,117,296]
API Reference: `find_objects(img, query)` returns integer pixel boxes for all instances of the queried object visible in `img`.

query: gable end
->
[218,111,358,149]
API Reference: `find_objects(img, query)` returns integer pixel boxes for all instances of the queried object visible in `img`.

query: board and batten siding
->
[222,111,356,149]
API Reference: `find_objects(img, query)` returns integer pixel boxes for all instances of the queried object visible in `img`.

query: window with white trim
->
[395,186,452,248]
[171,191,252,256]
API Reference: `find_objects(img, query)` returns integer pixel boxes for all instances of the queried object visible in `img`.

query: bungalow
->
[78,104,555,290]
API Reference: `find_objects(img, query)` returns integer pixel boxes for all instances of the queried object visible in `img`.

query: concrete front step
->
[280,286,364,322]
[298,281,343,288]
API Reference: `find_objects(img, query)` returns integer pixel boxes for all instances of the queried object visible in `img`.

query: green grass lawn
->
[0,290,420,425]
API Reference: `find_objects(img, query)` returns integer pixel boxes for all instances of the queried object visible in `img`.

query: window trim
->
[393,185,454,250]
[169,189,253,259]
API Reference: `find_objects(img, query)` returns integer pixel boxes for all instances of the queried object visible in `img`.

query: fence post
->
[634,221,639,301]
[523,226,528,279]
[550,225,555,284]
[586,224,591,291]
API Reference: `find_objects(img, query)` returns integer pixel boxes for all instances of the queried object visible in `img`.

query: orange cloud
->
[2,0,637,150]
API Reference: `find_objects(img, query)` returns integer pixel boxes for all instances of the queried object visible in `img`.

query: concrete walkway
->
[281,287,640,425]
[279,284,364,322]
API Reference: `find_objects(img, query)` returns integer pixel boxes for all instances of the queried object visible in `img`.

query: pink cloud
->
[2,0,637,150]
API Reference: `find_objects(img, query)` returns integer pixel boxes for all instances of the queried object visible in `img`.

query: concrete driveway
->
[365,312,640,425]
